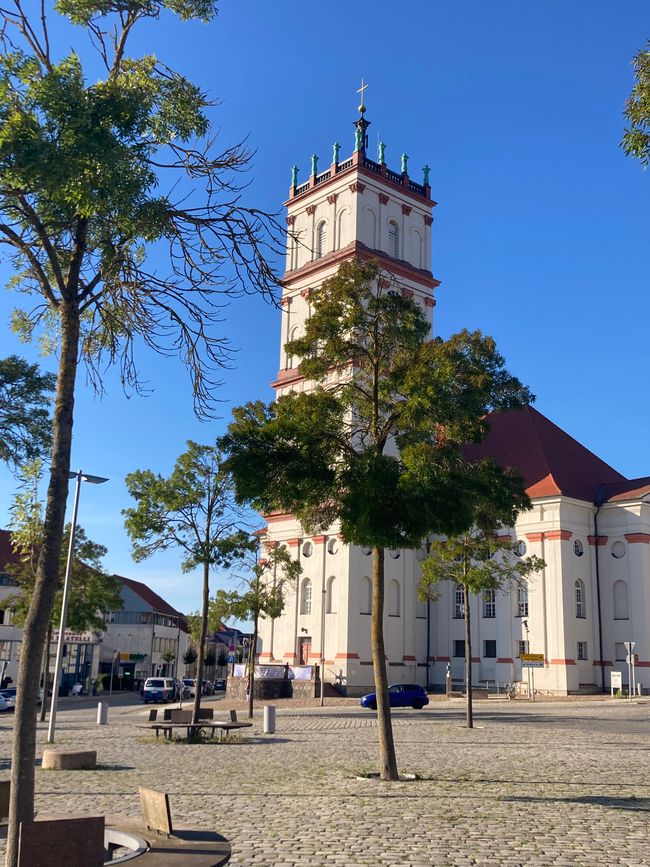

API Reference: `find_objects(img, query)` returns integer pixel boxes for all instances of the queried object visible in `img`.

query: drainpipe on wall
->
[594,484,606,693]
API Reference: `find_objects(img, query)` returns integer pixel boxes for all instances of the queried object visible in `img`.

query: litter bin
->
[263,705,276,734]
[96,701,108,725]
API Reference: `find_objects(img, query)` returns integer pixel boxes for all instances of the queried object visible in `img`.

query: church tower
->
[258,86,440,694]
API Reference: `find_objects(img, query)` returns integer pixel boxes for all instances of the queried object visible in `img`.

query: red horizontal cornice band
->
[624,533,650,544]
[549,658,576,665]
[588,535,608,546]
[497,657,514,664]
[335,652,359,659]
[593,660,612,667]
[282,241,440,290]
[526,530,573,542]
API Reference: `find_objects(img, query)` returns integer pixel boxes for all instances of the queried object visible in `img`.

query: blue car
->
[360,683,429,710]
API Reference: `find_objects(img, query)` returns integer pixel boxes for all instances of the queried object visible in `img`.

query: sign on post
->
[520,653,544,669]
[610,670,622,696]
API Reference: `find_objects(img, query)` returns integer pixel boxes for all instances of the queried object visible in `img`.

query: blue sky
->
[0,1,648,618]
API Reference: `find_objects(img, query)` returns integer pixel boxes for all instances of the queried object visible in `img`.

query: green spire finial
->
[311,154,318,177]
[290,165,299,188]
[378,141,386,164]
[401,153,409,175]
[332,142,340,165]
[423,164,430,186]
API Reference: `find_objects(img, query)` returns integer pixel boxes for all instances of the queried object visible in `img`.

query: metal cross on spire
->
[357,78,368,113]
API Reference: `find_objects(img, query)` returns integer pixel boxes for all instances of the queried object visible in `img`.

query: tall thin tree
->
[0,3,280,857]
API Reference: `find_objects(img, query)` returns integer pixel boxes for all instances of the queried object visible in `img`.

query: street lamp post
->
[47,470,108,742]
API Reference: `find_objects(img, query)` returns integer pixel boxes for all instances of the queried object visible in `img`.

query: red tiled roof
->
[602,476,650,503]
[465,405,626,504]
[113,574,184,621]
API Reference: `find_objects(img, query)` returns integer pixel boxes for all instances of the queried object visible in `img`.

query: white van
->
[143,677,175,703]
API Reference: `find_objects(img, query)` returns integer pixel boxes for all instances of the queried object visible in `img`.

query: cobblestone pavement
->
[0,697,649,866]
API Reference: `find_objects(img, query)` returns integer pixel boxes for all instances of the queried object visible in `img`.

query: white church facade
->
[256,98,650,696]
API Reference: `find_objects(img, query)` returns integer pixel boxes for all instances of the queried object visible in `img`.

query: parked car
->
[181,677,197,698]
[201,679,215,696]
[213,678,226,692]
[142,677,176,703]
[360,683,429,710]
[0,688,42,709]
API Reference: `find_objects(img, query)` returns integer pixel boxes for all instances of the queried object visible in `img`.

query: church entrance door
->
[299,638,311,666]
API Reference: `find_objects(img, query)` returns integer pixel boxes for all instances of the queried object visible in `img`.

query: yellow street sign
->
[520,653,544,662]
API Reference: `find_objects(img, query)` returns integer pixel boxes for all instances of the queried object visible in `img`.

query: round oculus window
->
[302,541,313,558]
[611,541,626,559]
[514,540,527,557]
[574,540,584,557]
[327,538,338,555]
[389,550,400,559]
[361,547,372,556]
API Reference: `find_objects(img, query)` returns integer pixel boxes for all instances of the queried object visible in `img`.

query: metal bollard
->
[96,701,108,725]
[263,705,276,734]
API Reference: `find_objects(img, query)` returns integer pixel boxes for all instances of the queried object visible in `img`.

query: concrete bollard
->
[96,701,108,725]
[263,705,276,734]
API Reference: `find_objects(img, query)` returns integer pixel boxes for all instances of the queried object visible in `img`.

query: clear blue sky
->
[1,1,648,618]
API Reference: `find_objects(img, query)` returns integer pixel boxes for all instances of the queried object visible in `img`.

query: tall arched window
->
[410,228,423,268]
[389,579,400,616]
[517,584,528,617]
[286,325,299,369]
[388,220,400,258]
[575,580,586,618]
[336,208,350,250]
[454,584,465,619]
[360,576,372,614]
[482,589,496,619]
[315,220,327,259]
[326,575,336,614]
[300,578,312,615]
[613,580,629,620]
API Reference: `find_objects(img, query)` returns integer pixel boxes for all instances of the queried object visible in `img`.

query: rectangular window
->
[453,639,465,658]
[453,585,465,619]
[577,641,588,661]
[517,640,529,658]
[0,641,11,661]
[615,642,627,661]
[483,640,497,659]
[482,590,496,619]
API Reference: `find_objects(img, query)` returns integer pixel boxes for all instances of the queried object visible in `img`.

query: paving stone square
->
[0,696,648,866]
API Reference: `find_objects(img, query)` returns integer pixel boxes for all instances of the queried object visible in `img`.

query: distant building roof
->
[465,405,628,504]
[112,574,187,630]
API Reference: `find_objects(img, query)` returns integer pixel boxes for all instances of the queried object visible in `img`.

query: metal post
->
[319,536,327,708]
[47,471,83,742]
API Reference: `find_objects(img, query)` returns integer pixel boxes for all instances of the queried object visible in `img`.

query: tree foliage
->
[123,440,255,722]
[0,2,280,854]
[222,259,534,778]
[6,459,122,634]
[420,529,544,727]
[215,544,301,718]
[0,356,55,468]
[622,41,650,166]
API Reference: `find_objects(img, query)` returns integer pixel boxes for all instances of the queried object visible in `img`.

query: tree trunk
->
[247,615,257,720]
[464,582,473,729]
[371,547,398,780]
[39,627,52,724]
[192,559,210,726]
[7,305,80,867]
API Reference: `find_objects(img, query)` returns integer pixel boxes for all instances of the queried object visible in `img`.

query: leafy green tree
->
[221,259,532,779]
[217,647,228,672]
[123,441,255,724]
[420,529,544,728]
[204,649,216,670]
[0,1,280,852]
[622,41,650,165]
[213,544,301,718]
[182,646,197,671]
[6,460,122,721]
[0,357,55,469]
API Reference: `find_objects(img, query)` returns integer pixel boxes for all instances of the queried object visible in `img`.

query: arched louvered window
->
[575,580,586,619]
[316,221,327,258]
[613,580,629,620]
[326,576,336,614]
[389,579,400,616]
[300,578,312,615]
[388,220,400,258]
[360,576,372,614]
